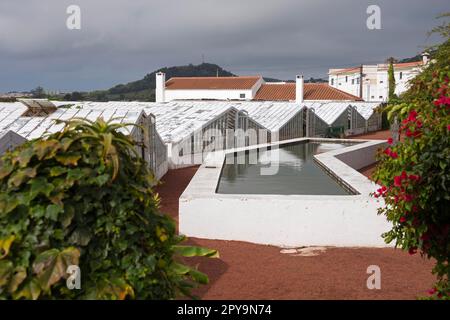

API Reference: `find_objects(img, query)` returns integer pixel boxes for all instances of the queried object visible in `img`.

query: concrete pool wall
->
[179,137,393,247]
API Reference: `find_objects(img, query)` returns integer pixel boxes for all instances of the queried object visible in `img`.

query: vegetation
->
[373,14,450,299]
[387,57,397,101]
[31,86,46,99]
[0,118,218,299]
[83,63,235,102]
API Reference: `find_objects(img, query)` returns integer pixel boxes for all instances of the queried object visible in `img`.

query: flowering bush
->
[373,40,450,299]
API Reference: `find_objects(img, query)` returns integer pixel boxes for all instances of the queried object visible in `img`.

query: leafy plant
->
[0,118,218,299]
[373,14,450,300]
[387,57,397,102]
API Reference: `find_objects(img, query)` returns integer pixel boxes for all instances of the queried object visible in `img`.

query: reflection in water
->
[217,142,353,195]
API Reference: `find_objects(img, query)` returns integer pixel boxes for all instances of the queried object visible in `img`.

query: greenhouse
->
[351,102,383,133]
[228,101,318,140]
[0,101,168,180]
[304,102,381,137]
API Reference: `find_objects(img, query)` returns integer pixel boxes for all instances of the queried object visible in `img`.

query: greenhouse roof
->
[0,103,144,139]
[304,101,381,125]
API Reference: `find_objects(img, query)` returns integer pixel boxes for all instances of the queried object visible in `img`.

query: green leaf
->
[55,154,81,166]
[68,227,92,246]
[171,262,191,275]
[173,245,219,258]
[0,235,16,259]
[45,204,63,221]
[188,268,209,285]
[29,177,54,198]
[12,279,41,300]
[32,247,80,291]
[49,167,67,177]
[0,260,13,287]
[59,205,75,228]
[8,266,27,293]
[33,140,60,160]
[16,148,34,167]
[7,167,37,188]
[0,161,14,179]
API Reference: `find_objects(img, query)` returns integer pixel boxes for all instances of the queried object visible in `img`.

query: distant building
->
[328,53,430,102]
[0,92,33,99]
[155,73,362,103]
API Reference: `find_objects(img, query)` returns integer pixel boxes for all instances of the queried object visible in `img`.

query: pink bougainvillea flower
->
[406,129,413,137]
[434,95,450,107]
[408,247,417,255]
[394,176,402,187]
[390,151,398,159]
[421,233,430,241]
[387,137,393,145]
[427,288,437,295]
[407,110,418,121]
[404,194,413,202]
[401,171,407,179]
[399,216,407,223]
[447,124,450,131]
[409,174,420,181]
[384,147,391,155]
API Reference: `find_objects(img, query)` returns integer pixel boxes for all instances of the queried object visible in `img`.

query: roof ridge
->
[168,75,261,79]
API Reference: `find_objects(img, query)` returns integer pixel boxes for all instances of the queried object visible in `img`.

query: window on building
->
[345,76,348,82]
[357,78,360,84]
[380,80,384,84]
[400,72,403,80]
[351,79,354,85]
[379,96,383,99]
[240,93,245,99]
[331,78,334,85]
[371,96,375,99]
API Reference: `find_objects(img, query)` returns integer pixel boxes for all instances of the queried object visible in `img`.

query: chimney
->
[296,75,304,103]
[422,52,430,65]
[155,72,166,103]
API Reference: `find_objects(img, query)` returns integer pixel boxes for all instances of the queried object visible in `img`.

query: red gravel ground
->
[155,130,436,300]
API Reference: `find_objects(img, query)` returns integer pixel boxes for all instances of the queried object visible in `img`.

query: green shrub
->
[373,32,450,299]
[0,118,217,299]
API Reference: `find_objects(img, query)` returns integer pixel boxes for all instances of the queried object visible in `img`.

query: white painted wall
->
[165,89,255,101]
[162,76,264,102]
[179,138,393,247]
[330,63,424,102]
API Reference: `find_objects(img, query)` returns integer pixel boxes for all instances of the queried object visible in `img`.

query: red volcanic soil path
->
[155,130,435,300]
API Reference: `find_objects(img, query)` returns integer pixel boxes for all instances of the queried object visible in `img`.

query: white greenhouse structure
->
[0,99,383,177]
[0,101,168,180]
[304,102,382,137]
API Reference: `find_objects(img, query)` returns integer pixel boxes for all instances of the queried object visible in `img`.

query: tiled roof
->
[253,83,363,101]
[394,61,423,69]
[165,76,261,90]
[329,67,361,75]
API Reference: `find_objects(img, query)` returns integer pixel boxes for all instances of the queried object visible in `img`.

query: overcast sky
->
[0,0,449,92]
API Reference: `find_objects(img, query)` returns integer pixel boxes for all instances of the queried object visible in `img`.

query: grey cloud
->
[0,0,448,92]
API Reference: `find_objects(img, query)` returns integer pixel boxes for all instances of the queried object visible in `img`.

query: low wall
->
[179,137,392,248]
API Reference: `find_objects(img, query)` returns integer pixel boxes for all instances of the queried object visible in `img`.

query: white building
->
[156,73,363,103]
[328,53,429,102]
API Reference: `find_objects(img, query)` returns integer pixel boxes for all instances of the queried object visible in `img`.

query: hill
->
[85,63,235,101]
[77,63,326,102]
